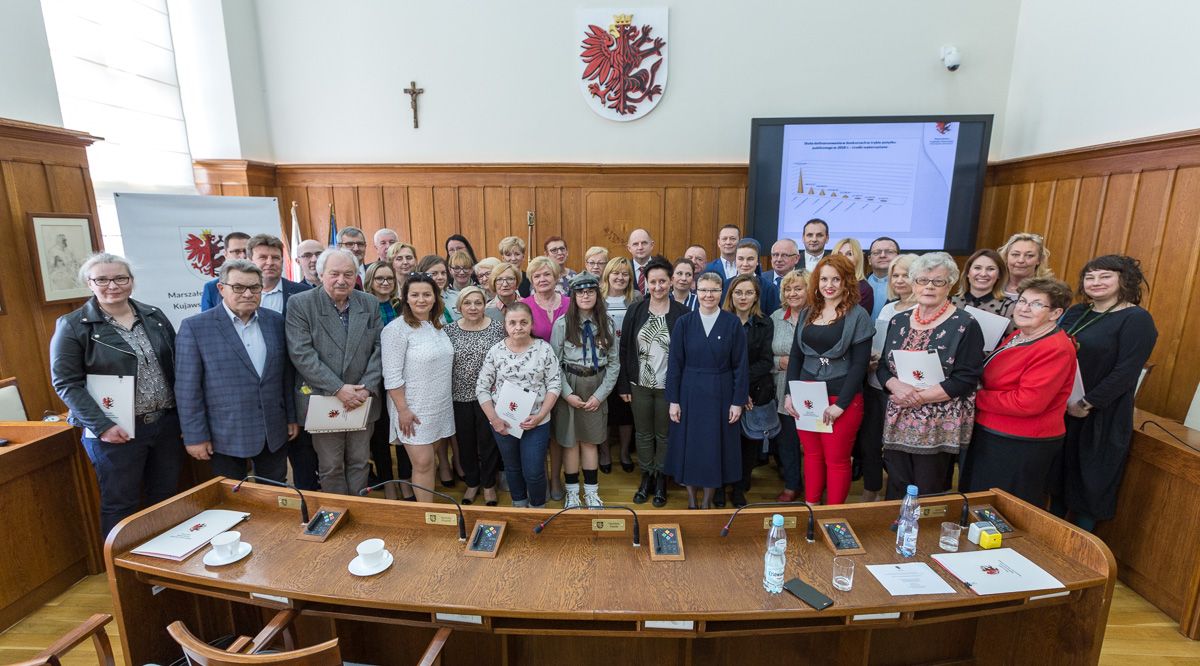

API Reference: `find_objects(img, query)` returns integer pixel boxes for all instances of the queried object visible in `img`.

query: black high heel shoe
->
[712,487,726,508]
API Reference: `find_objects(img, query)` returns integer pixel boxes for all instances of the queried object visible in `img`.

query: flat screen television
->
[745,115,993,255]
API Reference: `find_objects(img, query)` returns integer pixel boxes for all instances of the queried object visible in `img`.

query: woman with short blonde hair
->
[498,236,531,296]
[584,246,610,275]
[999,232,1052,298]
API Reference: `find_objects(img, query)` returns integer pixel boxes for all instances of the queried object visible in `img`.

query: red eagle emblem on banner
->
[183,229,227,278]
[577,9,668,121]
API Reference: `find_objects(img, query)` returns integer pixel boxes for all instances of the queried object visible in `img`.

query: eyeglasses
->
[870,249,899,257]
[1015,298,1052,311]
[913,277,951,287]
[298,252,321,260]
[547,246,567,254]
[697,288,722,294]
[771,252,798,259]
[450,266,473,273]
[732,290,758,298]
[221,283,264,294]
[88,276,132,287]
[373,276,396,283]
[494,277,517,285]
[340,241,366,249]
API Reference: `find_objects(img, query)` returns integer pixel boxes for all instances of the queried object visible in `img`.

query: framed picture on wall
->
[26,213,98,304]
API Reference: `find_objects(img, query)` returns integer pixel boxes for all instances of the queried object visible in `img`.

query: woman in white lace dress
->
[381,273,455,502]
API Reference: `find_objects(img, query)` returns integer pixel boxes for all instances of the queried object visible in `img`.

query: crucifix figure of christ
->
[404,81,424,129]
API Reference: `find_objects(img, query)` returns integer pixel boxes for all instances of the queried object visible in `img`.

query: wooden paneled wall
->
[977,129,1200,421]
[194,161,747,264]
[195,128,1200,421]
[0,119,102,419]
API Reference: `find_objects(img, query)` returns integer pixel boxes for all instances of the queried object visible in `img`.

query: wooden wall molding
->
[989,128,1200,185]
[0,118,101,420]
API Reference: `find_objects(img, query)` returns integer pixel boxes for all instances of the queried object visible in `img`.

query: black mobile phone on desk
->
[783,578,834,610]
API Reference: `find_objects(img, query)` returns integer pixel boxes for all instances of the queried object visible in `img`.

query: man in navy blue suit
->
[199,231,250,311]
[704,224,741,281]
[724,239,779,315]
[246,234,311,315]
[176,260,298,482]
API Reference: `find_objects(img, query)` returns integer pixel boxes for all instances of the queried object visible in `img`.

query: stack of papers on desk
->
[931,548,1065,596]
[131,509,249,561]
[866,562,956,596]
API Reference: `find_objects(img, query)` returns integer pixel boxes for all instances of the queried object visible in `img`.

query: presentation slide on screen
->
[777,122,959,249]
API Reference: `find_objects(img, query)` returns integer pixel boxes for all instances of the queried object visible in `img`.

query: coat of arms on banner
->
[577,8,668,122]
[179,227,234,280]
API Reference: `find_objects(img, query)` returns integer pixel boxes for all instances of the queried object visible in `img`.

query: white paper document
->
[891,350,946,390]
[866,562,956,596]
[964,305,1012,353]
[1068,367,1085,404]
[788,380,832,433]
[931,548,1065,596]
[131,509,249,561]
[85,374,135,438]
[495,381,537,440]
[304,395,372,433]
[871,319,890,356]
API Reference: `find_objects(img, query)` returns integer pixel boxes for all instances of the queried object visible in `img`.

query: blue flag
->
[327,206,337,247]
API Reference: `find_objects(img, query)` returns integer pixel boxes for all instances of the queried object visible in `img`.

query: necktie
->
[637,267,646,292]
[774,275,782,288]
[582,320,598,369]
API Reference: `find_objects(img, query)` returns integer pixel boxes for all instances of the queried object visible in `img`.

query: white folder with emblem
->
[85,374,136,438]
[495,381,537,440]
[304,395,372,433]
[788,380,833,433]
[891,350,946,390]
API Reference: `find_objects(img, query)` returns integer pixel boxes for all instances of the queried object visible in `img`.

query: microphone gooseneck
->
[233,475,310,525]
[533,505,641,547]
[917,490,972,527]
[359,480,467,541]
[719,501,816,542]
[1140,419,1200,453]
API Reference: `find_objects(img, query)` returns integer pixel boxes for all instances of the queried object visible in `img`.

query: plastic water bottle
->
[896,484,920,557]
[763,514,787,593]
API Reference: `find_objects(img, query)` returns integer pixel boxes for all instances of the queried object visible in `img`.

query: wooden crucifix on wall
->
[404,81,424,129]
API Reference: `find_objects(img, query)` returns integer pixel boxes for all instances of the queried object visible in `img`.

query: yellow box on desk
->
[968,521,1003,549]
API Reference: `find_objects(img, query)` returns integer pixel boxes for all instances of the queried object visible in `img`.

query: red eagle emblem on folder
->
[328,409,341,419]
[508,402,518,413]
[803,400,814,410]
[981,565,1000,575]
[912,370,925,382]
[101,396,114,409]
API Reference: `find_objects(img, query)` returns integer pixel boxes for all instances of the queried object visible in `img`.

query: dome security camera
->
[940,46,961,72]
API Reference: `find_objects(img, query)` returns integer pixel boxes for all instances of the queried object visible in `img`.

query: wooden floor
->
[4,460,1199,664]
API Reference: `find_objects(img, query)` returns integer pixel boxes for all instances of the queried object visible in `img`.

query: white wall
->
[0,0,62,127]
[1002,0,1200,158]
[250,0,1021,163]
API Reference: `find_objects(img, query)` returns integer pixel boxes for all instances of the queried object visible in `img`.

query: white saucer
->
[203,542,252,566]
[348,551,393,577]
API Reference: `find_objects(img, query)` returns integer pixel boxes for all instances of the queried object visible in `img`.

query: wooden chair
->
[0,376,28,421]
[8,613,115,666]
[168,614,451,666]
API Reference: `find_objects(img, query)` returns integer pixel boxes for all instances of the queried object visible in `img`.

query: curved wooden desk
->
[106,479,1114,665]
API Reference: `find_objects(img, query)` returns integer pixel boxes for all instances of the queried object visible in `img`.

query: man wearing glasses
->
[246,234,311,315]
[294,239,324,289]
[766,239,800,287]
[337,226,370,287]
[176,260,298,484]
[866,237,900,319]
[199,231,251,311]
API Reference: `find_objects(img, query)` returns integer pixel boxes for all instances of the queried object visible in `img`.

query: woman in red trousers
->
[784,254,874,505]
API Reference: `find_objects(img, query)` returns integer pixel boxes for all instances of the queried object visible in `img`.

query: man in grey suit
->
[286,248,384,495]
[176,260,298,482]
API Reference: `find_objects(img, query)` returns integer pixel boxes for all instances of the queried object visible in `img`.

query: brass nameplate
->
[425,512,459,526]
[763,516,798,529]
[919,504,948,518]
[278,496,302,510]
[592,518,625,532]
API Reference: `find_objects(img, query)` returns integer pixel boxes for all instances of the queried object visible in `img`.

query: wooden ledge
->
[0,118,100,148]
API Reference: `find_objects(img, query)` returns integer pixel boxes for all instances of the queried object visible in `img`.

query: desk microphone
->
[232,475,310,526]
[1140,419,1200,453]
[719,501,815,542]
[359,480,467,541]
[533,505,641,547]
[917,490,972,527]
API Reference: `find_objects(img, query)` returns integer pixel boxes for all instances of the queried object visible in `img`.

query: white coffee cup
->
[357,538,386,567]
[211,531,241,560]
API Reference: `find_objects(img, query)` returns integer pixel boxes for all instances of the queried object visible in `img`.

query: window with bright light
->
[40,0,196,255]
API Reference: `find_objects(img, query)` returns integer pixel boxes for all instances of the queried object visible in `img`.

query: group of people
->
[49,220,1157,536]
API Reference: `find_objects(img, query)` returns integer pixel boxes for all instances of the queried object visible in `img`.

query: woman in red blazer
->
[960,277,1077,506]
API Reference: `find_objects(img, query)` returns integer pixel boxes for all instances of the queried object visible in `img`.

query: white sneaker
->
[583,484,603,508]
[564,484,581,509]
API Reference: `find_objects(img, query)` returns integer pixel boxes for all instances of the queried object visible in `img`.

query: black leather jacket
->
[744,314,776,407]
[50,297,177,435]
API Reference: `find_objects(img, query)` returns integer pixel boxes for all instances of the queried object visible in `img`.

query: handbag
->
[741,398,781,441]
